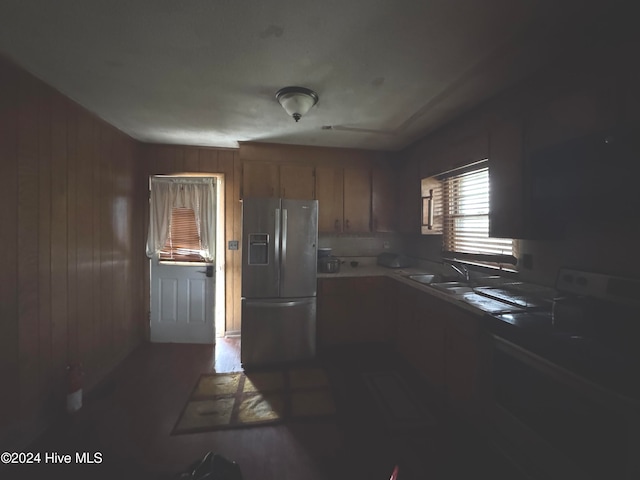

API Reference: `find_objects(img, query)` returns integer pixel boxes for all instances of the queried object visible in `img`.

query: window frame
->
[421,160,518,271]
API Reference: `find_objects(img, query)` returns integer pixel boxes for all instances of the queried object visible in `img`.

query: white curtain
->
[146,177,217,262]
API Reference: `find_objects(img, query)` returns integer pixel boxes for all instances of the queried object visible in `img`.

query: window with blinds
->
[159,207,205,262]
[422,160,517,269]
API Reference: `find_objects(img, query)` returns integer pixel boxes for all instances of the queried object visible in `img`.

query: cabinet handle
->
[426,189,434,230]
[346,219,350,230]
[334,219,340,231]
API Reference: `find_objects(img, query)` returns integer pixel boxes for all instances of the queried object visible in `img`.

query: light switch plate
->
[228,240,239,250]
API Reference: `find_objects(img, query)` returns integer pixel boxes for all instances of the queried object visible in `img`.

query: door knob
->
[197,266,214,277]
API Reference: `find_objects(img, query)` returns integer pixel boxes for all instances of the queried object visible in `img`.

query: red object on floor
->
[390,465,399,480]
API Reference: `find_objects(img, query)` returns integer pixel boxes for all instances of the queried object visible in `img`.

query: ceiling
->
[0,0,613,151]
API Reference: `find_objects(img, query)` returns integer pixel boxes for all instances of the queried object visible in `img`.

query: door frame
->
[147,173,226,341]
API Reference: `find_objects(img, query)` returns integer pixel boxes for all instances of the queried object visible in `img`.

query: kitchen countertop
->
[318,262,516,317]
[317,264,393,278]
[318,261,640,405]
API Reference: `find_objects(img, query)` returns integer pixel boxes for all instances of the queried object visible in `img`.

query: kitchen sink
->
[429,281,474,295]
[403,272,544,314]
[460,292,524,313]
[406,273,444,285]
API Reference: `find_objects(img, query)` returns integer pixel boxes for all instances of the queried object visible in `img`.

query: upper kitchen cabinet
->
[316,165,372,233]
[242,162,314,199]
[371,165,396,232]
[395,158,421,234]
[617,52,640,127]
[242,161,279,198]
[488,118,525,239]
[315,166,344,232]
[343,167,371,233]
[279,164,315,200]
[525,81,616,153]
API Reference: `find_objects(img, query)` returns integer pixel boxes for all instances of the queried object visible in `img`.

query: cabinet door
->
[415,295,446,392]
[317,277,387,346]
[316,279,350,347]
[489,119,525,239]
[396,158,421,234]
[242,162,279,198]
[526,85,616,153]
[371,166,396,232]
[445,327,479,409]
[394,283,416,357]
[352,277,386,343]
[343,167,371,232]
[315,166,344,233]
[280,164,315,200]
[444,305,481,416]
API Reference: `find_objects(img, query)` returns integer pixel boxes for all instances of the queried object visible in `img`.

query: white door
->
[150,257,215,344]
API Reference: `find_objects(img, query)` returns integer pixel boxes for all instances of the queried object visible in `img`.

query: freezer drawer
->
[241,297,316,367]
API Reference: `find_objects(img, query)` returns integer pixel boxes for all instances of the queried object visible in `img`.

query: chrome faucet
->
[445,260,470,282]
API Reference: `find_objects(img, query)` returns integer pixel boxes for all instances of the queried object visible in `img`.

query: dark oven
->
[491,335,638,479]
[488,268,640,479]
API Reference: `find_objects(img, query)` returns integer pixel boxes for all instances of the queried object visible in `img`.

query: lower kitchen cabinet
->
[393,281,484,417]
[394,282,418,360]
[317,276,389,348]
[444,317,480,411]
[415,294,446,393]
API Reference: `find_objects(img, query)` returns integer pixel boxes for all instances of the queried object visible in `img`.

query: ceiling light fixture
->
[275,86,319,122]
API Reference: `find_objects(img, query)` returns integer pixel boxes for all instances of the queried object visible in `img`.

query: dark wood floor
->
[14,339,527,480]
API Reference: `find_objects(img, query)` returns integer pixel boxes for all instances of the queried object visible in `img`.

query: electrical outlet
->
[228,240,239,250]
[383,241,390,249]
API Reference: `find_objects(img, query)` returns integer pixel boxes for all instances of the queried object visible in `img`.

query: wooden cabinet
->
[315,166,344,232]
[315,166,373,233]
[279,164,315,200]
[242,162,314,199]
[444,314,480,411]
[415,294,446,392]
[393,282,484,415]
[317,278,352,346]
[242,162,279,198]
[343,167,371,233]
[441,301,483,416]
[243,160,391,233]
[371,165,396,232]
[396,158,421,234]
[525,83,616,153]
[394,282,418,364]
[488,118,525,239]
[317,276,388,348]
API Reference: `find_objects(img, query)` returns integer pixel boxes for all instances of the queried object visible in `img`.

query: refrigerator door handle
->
[245,300,309,308]
[281,209,288,286]
[274,208,281,268]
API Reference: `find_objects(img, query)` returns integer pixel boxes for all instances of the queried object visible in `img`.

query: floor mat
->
[172,367,335,434]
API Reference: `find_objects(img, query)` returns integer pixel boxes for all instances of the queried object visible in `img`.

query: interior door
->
[150,257,215,344]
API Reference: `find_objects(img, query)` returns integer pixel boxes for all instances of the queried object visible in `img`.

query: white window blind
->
[423,161,517,269]
[159,207,205,262]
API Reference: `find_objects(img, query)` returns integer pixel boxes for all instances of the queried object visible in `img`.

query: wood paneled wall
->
[0,56,146,451]
[140,145,242,335]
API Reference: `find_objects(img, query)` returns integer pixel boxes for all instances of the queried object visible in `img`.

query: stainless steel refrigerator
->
[241,197,318,367]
